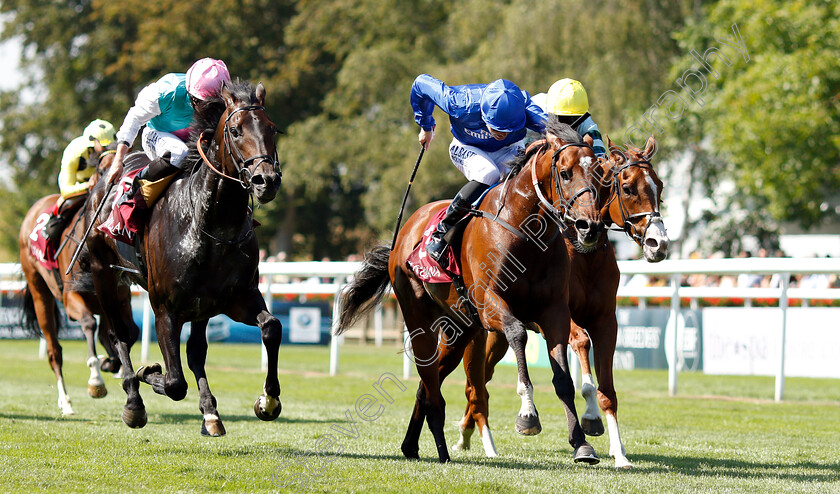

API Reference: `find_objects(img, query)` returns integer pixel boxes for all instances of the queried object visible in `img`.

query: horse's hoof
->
[582,416,605,436]
[100,357,121,374]
[253,395,282,421]
[121,407,147,429]
[401,445,420,460]
[614,456,633,469]
[88,383,107,398]
[201,417,227,437]
[136,363,162,383]
[574,443,600,465]
[515,413,542,436]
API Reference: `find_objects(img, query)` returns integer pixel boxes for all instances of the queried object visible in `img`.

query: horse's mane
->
[185,79,257,168]
[505,115,583,177]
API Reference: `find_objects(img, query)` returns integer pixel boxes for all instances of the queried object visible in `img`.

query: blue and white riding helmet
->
[480,79,527,133]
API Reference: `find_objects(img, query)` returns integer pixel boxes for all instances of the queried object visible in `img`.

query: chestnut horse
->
[338,118,605,463]
[84,80,283,435]
[18,147,132,415]
[455,137,669,468]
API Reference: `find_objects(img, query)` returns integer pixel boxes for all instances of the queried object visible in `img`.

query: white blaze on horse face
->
[579,156,594,171]
[606,413,632,468]
[516,380,537,418]
[580,373,600,421]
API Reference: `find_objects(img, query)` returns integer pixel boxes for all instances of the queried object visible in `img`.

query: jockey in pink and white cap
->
[106,58,231,192]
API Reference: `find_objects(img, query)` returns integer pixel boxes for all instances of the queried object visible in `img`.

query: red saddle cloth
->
[97,169,144,246]
[405,207,462,283]
[28,204,60,270]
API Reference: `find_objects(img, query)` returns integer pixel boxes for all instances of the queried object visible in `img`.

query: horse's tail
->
[19,284,61,338]
[335,245,392,335]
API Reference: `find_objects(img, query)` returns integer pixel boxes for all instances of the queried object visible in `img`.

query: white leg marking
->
[86,356,105,387]
[607,413,632,468]
[581,373,601,421]
[480,424,498,458]
[516,380,537,418]
[454,416,474,451]
[203,413,220,422]
[56,376,74,415]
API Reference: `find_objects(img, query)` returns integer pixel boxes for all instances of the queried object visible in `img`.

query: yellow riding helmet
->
[546,78,589,115]
[83,119,117,146]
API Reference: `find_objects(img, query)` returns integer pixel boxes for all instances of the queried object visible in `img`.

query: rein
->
[531,142,598,224]
[603,159,662,244]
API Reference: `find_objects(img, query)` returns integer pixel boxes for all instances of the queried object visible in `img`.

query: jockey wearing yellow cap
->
[532,78,606,157]
[43,119,116,246]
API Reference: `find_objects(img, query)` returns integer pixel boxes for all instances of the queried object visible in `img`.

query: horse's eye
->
[622,185,633,195]
[230,127,241,138]
[560,170,570,181]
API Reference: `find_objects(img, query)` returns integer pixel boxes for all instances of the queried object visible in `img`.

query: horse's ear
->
[608,136,627,166]
[93,139,104,154]
[220,80,236,108]
[643,135,657,160]
[255,82,266,106]
[583,134,594,147]
[546,132,561,148]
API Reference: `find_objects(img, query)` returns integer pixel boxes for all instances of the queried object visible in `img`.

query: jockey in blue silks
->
[410,74,548,262]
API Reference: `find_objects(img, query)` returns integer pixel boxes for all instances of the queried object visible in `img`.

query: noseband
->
[531,142,598,225]
[222,105,281,188]
[606,159,662,244]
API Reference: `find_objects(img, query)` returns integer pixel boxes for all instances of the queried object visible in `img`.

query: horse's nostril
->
[645,237,659,248]
[575,219,590,232]
[251,175,266,186]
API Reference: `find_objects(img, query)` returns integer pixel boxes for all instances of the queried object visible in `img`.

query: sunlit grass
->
[0,339,838,493]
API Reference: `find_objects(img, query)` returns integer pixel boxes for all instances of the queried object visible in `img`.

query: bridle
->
[197,105,280,190]
[604,159,663,245]
[193,104,280,245]
[531,141,599,226]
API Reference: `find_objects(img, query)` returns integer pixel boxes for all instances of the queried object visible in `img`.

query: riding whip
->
[390,145,425,250]
[65,182,114,275]
[54,195,90,257]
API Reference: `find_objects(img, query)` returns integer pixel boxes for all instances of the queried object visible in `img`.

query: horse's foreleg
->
[503,320,541,436]
[226,289,282,421]
[592,315,631,468]
[570,321,603,436]
[455,329,504,457]
[186,319,225,436]
[79,312,106,398]
[24,268,74,415]
[542,308,598,464]
[137,309,188,401]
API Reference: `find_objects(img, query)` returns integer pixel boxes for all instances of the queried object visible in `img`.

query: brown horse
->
[18,147,133,415]
[84,80,283,435]
[455,137,669,469]
[338,118,605,463]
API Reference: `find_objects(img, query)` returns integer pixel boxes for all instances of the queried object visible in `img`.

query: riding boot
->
[44,195,86,247]
[426,180,490,263]
[125,152,178,203]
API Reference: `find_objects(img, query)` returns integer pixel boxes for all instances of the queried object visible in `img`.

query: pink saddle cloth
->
[28,204,59,270]
[405,207,462,283]
[97,169,144,245]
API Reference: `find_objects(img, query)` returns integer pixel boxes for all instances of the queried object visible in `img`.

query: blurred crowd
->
[621,248,840,289]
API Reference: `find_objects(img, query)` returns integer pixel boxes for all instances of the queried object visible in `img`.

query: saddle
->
[98,152,178,247]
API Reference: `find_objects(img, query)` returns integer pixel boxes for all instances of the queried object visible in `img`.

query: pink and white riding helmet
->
[185,58,231,100]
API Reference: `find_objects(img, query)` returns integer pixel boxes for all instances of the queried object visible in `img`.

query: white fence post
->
[775,273,790,402]
[668,273,681,397]
[38,337,47,359]
[261,283,272,371]
[374,303,384,347]
[141,293,152,364]
[329,275,346,376]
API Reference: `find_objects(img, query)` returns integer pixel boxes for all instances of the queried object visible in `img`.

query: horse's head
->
[214,81,282,204]
[534,117,604,251]
[603,136,669,262]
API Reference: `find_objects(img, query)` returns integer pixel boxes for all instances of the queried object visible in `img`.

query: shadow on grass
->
[154,412,334,425]
[629,453,840,482]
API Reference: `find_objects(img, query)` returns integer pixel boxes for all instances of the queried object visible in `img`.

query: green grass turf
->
[0,339,838,493]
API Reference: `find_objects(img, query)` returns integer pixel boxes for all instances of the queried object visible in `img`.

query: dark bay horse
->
[18,148,131,415]
[84,80,282,435]
[338,118,604,463]
[455,137,669,468]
